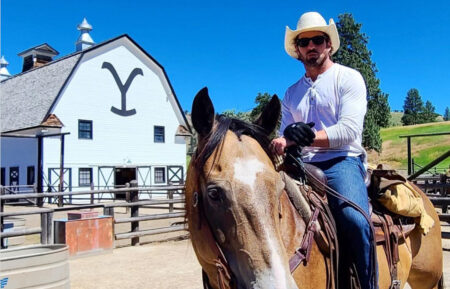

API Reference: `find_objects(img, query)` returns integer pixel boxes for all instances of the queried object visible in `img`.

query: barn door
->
[48,168,72,192]
[137,166,151,186]
[114,167,136,200]
[167,166,184,184]
[48,168,72,204]
[9,167,19,191]
[98,167,114,189]
[97,166,115,201]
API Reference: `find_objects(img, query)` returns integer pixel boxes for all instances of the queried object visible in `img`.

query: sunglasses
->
[295,35,326,47]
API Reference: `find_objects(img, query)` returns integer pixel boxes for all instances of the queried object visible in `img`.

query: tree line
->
[401,88,446,125]
[220,13,449,153]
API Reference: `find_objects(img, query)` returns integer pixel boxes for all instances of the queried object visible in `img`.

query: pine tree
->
[249,93,272,120]
[222,109,252,122]
[401,88,424,125]
[421,100,438,123]
[444,107,450,121]
[334,13,390,152]
[362,109,382,153]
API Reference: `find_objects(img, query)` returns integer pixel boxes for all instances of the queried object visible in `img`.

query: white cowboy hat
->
[285,12,340,58]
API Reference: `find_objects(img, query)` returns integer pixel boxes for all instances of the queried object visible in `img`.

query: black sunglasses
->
[296,35,326,47]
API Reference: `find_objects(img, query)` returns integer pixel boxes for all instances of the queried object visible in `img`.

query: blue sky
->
[1,0,449,115]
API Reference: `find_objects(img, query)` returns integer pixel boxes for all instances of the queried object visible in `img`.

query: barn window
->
[154,126,165,143]
[27,166,35,185]
[154,167,166,184]
[79,168,93,187]
[78,120,93,139]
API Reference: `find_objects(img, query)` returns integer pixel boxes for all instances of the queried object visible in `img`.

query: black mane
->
[194,114,272,170]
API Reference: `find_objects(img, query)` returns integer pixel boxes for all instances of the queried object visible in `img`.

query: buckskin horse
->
[185,87,443,289]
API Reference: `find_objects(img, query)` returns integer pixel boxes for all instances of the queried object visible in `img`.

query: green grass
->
[389,112,403,127]
[378,121,450,171]
[381,121,450,142]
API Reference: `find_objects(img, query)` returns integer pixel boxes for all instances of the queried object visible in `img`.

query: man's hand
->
[270,137,287,155]
[283,122,316,147]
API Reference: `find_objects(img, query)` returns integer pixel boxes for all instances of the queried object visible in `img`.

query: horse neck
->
[279,190,308,254]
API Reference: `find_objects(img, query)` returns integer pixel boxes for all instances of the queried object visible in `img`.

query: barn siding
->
[0,137,38,186]
[42,38,187,191]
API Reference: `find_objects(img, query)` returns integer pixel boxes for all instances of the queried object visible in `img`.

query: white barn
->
[0,19,191,201]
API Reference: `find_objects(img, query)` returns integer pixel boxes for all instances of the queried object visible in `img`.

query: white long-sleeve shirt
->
[280,63,368,163]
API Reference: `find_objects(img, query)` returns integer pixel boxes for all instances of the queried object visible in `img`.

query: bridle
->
[191,149,321,289]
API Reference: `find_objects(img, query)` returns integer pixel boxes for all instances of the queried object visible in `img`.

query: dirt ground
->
[69,239,450,289]
[3,205,450,289]
[70,240,202,289]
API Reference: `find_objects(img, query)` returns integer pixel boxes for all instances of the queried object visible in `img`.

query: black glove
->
[283,122,316,147]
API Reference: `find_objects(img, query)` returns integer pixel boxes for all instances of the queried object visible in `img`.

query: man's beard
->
[298,50,327,67]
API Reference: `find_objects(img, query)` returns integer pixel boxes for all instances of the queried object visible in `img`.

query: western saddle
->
[282,162,416,289]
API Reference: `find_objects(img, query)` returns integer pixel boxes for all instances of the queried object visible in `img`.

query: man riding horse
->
[270,11,377,289]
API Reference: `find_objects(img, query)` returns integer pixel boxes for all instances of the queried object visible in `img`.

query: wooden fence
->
[0,182,186,248]
[2,176,449,248]
[412,174,450,239]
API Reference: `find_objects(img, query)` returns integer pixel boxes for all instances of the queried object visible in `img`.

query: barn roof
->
[0,35,192,134]
[0,53,81,133]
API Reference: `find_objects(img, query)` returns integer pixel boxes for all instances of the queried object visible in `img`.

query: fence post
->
[58,134,65,208]
[168,190,174,213]
[37,136,44,207]
[130,180,139,246]
[407,137,412,175]
[90,182,95,204]
[441,174,448,213]
[47,212,53,244]
[40,212,48,244]
[103,206,114,217]
[125,182,130,214]
[40,212,53,244]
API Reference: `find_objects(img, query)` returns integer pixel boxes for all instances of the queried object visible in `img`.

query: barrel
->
[0,244,70,289]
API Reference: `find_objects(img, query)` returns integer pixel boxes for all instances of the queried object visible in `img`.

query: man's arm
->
[323,69,367,148]
[311,129,329,147]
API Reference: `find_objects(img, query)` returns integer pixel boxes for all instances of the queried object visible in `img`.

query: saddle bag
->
[369,165,434,235]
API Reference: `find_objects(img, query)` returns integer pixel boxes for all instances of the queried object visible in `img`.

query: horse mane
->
[194,114,273,170]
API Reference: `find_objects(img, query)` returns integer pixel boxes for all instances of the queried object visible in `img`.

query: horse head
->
[186,87,300,289]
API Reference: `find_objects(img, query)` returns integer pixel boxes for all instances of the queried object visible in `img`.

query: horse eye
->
[207,188,221,201]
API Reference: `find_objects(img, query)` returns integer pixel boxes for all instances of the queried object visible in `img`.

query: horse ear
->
[192,87,215,138]
[254,94,280,134]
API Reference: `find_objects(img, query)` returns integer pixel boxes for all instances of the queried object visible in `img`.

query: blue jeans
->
[310,156,376,289]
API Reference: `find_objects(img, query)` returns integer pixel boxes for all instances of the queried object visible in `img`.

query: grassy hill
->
[389,111,444,127]
[389,111,403,127]
[367,121,450,173]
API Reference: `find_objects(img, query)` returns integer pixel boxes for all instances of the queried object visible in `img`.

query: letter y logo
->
[102,62,143,116]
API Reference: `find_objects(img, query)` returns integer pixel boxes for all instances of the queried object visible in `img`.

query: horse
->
[185,87,443,289]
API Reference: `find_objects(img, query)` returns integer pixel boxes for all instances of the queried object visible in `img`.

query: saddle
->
[282,163,416,289]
